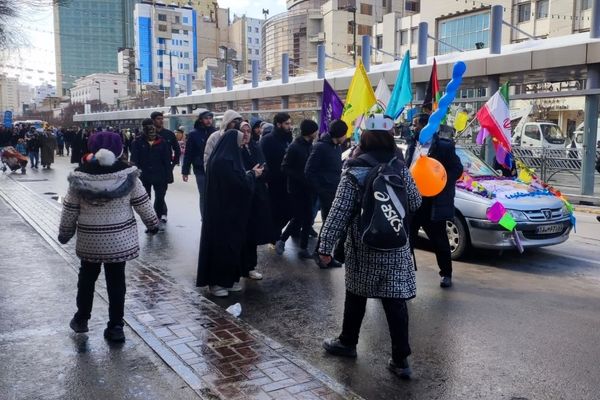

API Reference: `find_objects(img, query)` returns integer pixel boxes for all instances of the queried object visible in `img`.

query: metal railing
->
[458,143,598,183]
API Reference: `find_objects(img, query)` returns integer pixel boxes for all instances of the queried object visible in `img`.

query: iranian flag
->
[476,82,512,151]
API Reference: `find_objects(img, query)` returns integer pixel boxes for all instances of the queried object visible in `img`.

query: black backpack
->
[357,154,409,251]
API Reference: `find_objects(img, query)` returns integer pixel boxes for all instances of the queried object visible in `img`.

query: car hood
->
[456,178,566,212]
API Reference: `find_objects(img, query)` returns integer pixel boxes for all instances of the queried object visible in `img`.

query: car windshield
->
[540,124,565,144]
[455,148,498,177]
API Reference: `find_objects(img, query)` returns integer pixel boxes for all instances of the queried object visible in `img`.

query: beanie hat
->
[196,108,213,118]
[87,131,123,166]
[300,119,319,136]
[250,116,263,130]
[329,120,348,138]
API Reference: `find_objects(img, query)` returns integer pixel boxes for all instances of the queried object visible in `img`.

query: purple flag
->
[319,79,344,134]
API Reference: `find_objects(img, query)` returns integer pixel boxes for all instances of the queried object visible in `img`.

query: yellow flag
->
[453,111,468,132]
[341,59,376,137]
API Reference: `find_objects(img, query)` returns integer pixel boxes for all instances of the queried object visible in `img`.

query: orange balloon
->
[410,155,448,197]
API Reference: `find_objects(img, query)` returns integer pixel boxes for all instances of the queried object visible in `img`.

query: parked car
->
[343,144,573,259]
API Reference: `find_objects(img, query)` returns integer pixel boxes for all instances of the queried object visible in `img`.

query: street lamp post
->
[345,6,357,66]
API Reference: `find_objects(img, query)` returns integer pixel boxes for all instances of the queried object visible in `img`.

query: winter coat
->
[40,134,57,165]
[130,136,173,185]
[58,162,159,263]
[260,126,293,188]
[281,136,313,195]
[304,133,343,199]
[158,128,181,166]
[26,135,41,152]
[182,124,217,176]
[318,151,422,299]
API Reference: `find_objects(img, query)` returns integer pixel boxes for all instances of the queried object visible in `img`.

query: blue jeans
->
[195,173,206,217]
[28,151,39,167]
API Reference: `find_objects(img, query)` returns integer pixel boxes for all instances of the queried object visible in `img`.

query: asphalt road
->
[12,156,600,400]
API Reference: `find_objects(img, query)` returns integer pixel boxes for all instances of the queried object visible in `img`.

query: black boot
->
[322,337,357,357]
[69,316,89,333]
[103,323,125,342]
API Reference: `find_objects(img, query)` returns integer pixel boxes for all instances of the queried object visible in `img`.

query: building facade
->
[230,15,265,75]
[34,83,57,107]
[70,73,129,106]
[134,2,198,93]
[54,0,140,96]
[0,74,19,113]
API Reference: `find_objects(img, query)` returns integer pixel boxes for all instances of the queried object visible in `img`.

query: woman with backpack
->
[317,116,422,379]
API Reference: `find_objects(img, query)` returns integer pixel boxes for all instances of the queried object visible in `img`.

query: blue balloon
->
[419,61,467,145]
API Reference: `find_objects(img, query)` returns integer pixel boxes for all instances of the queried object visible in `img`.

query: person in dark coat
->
[406,114,464,288]
[71,128,89,165]
[196,130,264,297]
[318,126,422,379]
[260,112,294,240]
[240,121,272,280]
[130,119,173,222]
[64,128,75,156]
[275,119,319,259]
[40,130,57,169]
[182,109,217,215]
[150,111,181,223]
[26,129,41,169]
[305,119,348,268]
[250,117,263,141]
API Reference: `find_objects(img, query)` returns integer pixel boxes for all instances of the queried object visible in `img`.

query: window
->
[255,27,259,33]
[158,73,164,79]
[183,52,189,58]
[248,26,252,32]
[174,16,180,24]
[183,16,189,23]
[158,38,165,44]
[360,3,373,15]
[248,37,252,44]
[405,0,419,12]
[255,38,259,44]
[183,30,188,35]
[399,29,408,45]
[348,21,354,34]
[157,49,165,55]
[248,48,252,55]
[411,27,418,44]
[438,12,490,54]
[157,61,163,67]
[158,25,167,32]
[183,40,189,45]
[582,0,591,10]
[376,34,383,50]
[524,125,541,140]
[518,3,531,23]
[536,0,549,18]
[158,14,167,22]
[171,28,180,33]
[382,0,386,7]
[357,24,372,35]
[113,89,118,94]
[184,63,189,69]
[255,49,259,55]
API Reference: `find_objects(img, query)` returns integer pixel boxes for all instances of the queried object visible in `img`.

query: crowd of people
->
[49,106,463,378]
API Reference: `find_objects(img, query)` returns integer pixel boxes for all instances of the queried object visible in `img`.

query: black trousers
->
[142,180,168,219]
[280,193,313,250]
[339,291,411,362]
[74,261,126,327]
[409,206,452,278]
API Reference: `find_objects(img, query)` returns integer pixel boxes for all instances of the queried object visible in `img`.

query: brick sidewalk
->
[0,174,361,400]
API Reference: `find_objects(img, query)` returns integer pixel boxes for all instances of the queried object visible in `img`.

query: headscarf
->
[207,130,245,175]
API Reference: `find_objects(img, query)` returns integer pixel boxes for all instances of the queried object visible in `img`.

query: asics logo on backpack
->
[374,191,404,234]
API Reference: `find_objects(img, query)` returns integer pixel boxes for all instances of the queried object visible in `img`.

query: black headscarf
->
[207,129,244,175]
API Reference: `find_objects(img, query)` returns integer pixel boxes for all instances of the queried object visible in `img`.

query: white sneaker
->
[210,285,228,297]
[228,282,243,292]
[248,271,263,280]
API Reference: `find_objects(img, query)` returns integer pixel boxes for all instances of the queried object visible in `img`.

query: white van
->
[512,122,566,149]
[571,118,600,149]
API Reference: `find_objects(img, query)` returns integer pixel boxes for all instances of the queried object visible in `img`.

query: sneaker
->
[160,215,168,223]
[248,270,263,280]
[210,285,229,297]
[309,228,319,238]
[275,240,285,255]
[103,324,125,342]
[440,276,453,288]
[298,249,313,259]
[329,259,343,268]
[228,282,243,292]
[322,337,357,358]
[69,317,89,333]
[388,358,412,379]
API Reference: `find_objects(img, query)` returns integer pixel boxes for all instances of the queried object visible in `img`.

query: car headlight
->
[506,209,528,222]
[561,204,570,216]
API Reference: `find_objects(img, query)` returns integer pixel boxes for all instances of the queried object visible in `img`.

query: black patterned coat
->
[318,164,422,299]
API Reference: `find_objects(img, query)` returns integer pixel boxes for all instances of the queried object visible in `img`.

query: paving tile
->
[262,378,299,393]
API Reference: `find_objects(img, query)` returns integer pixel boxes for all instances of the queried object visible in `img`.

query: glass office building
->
[54,0,139,95]
[437,11,490,55]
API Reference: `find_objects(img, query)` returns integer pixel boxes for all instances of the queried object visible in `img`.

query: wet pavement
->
[3,156,600,399]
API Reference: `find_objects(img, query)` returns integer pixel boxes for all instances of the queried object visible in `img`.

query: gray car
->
[448,147,572,259]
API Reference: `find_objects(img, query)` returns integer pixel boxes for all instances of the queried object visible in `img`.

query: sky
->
[0,0,287,88]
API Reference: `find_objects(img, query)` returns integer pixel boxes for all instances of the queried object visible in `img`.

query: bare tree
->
[0,0,69,50]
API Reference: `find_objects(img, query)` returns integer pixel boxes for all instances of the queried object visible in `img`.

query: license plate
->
[536,224,563,234]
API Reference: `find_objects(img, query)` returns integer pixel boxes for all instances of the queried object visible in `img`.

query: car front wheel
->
[447,216,469,260]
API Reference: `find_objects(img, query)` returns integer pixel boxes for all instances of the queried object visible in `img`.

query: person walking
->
[203,109,243,170]
[260,113,294,240]
[406,114,464,288]
[131,119,173,226]
[64,127,74,156]
[40,129,57,169]
[182,109,217,215]
[305,119,348,268]
[26,129,41,169]
[275,119,319,259]
[196,129,264,297]
[318,125,422,379]
[56,129,65,156]
[150,111,181,223]
[58,131,159,342]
